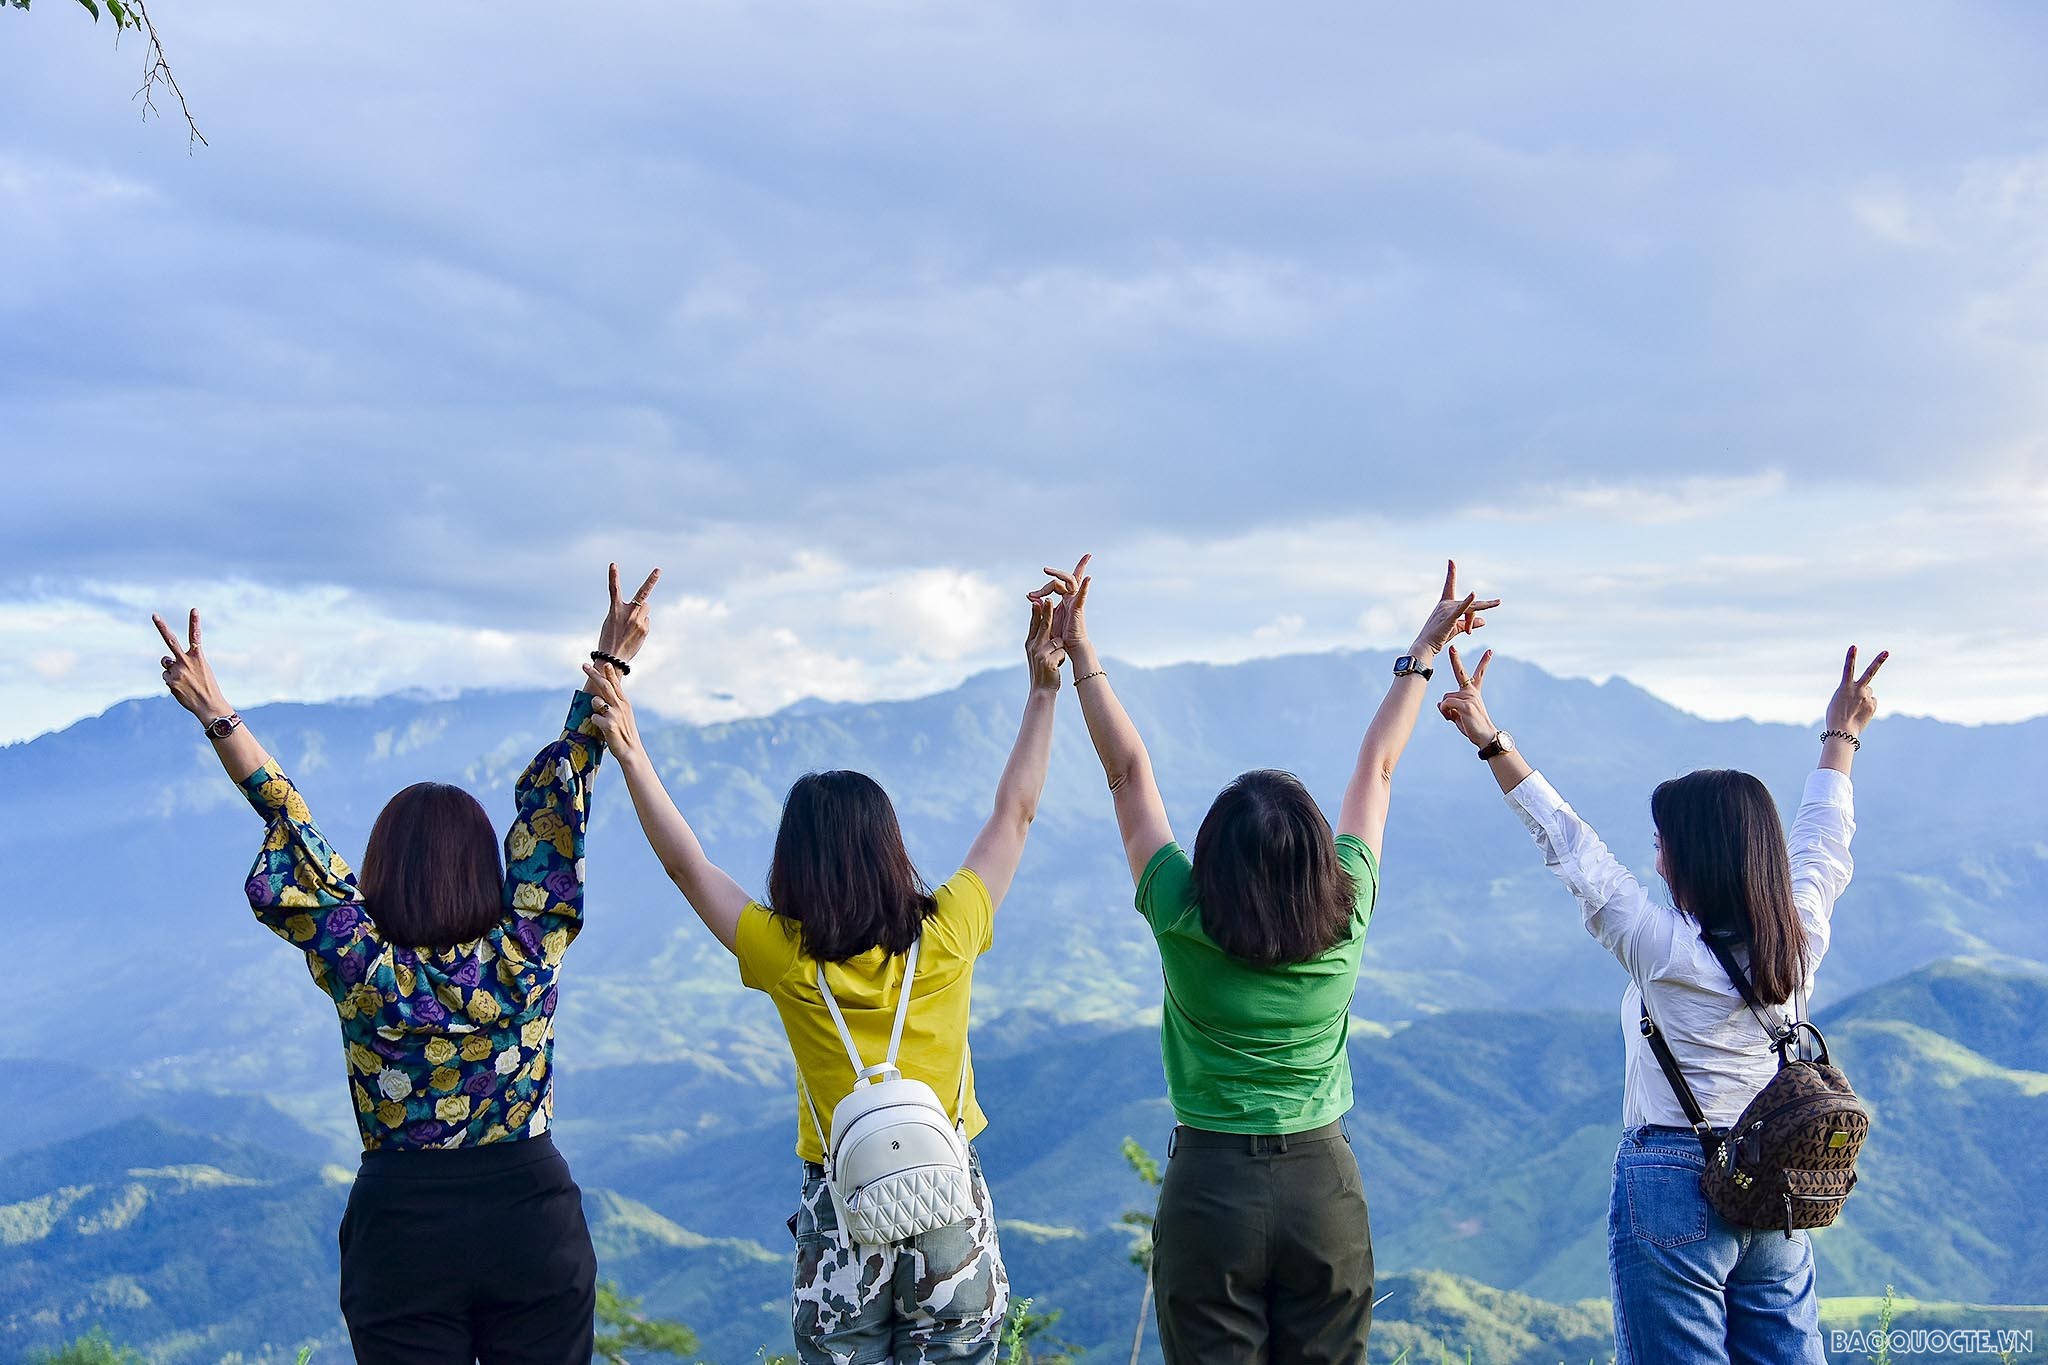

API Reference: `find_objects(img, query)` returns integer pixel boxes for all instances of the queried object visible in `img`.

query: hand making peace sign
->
[598,563,663,664]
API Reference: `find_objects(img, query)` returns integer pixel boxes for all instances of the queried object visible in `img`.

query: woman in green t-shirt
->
[1045,555,1498,1365]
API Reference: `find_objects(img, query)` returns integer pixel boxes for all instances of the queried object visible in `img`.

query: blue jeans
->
[1608,1126,1826,1365]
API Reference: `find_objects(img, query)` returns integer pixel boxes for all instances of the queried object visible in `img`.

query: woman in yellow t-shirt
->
[581,579,1070,1365]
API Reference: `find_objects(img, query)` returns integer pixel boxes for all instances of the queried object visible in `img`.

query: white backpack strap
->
[953,1037,971,1128]
[882,937,922,1069]
[799,1071,830,1156]
[814,937,924,1088]
[815,962,872,1079]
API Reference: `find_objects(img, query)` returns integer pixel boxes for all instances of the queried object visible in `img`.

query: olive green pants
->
[1152,1120,1374,1364]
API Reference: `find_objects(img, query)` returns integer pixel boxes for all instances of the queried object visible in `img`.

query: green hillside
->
[7,958,2045,1362]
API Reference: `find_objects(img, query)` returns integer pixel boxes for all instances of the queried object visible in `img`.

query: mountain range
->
[5,650,2044,1361]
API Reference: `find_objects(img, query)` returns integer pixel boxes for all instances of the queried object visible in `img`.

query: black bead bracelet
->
[590,650,632,676]
[1820,728,1860,751]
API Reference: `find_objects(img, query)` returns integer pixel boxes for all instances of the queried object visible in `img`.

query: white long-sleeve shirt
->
[1505,767,1856,1129]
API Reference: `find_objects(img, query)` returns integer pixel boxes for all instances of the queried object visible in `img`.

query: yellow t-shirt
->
[736,867,993,1164]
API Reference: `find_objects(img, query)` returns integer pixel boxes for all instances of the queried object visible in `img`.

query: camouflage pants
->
[789,1145,1009,1365]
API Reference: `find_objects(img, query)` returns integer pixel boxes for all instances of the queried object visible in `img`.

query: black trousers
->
[339,1132,597,1365]
[1152,1120,1374,1365]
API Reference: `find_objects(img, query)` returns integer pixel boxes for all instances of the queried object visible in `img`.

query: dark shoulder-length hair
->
[767,770,937,964]
[359,782,505,949]
[1651,769,1808,1005]
[1191,769,1356,967]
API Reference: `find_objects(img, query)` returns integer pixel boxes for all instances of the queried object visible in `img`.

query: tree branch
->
[126,0,206,148]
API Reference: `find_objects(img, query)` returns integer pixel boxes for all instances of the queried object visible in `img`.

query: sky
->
[3,1,2044,744]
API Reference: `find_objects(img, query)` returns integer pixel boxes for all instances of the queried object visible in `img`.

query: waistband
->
[1625,1123,1726,1144]
[1169,1119,1347,1155]
[357,1130,565,1180]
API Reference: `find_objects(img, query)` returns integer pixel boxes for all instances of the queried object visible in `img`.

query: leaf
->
[74,0,99,19]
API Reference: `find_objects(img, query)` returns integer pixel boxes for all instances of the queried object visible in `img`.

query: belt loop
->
[1245,1133,1259,1156]
[1276,1131,1290,1154]
[1167,1127,1180,1159]
[1341,1117,1351,1145]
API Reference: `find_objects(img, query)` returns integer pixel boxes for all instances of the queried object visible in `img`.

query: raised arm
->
[1336,559,1500,858]
[501,565,663,964]
[583,663,753,953]
[153,609,374,985]
[1041,556,1175,886]
[1787,645,1885,949]
[961,582,1068,909]
[1434,643,1659,975]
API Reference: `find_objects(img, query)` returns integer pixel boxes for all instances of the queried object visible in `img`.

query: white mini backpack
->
[800,936,975,1248]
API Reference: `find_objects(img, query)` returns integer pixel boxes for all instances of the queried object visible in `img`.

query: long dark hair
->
[359,782,505,949]
[1191,769,1357,967]
[1651,769,1808,1005]
[767,770,937,963]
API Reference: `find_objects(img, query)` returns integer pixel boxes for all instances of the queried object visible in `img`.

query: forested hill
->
[6,649,2043,1107]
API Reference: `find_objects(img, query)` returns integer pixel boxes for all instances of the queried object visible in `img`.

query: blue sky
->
[3,1,2043,743]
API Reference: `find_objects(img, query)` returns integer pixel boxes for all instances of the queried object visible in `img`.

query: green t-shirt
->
[1136,834,1379,1134]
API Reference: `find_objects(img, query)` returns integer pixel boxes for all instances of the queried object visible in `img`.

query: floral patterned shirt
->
[240,693,604,1150]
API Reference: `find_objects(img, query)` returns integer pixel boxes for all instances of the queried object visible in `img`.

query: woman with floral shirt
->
[151,564,660,1365]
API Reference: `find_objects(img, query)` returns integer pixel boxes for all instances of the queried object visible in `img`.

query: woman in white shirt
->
[1435,644,1887,1365]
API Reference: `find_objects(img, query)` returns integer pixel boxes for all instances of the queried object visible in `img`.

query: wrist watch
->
[1392,655,1434,680]
[1477,729,1514,760]
[203,712,243,740]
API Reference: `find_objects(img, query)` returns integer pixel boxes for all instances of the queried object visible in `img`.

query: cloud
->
[1,1,2044,736]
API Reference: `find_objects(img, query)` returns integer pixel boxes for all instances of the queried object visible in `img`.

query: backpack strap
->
[1637,993,1721,1157]
[1700,934,1800,1064]
[803,937,927,1153]
[816,937,922,1084]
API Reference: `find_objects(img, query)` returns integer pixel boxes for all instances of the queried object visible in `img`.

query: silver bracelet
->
[1820,728,1861,751]
[1073,668,1106,685]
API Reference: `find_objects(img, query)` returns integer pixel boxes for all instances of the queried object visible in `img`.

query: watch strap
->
[1392,655,1434,680]
[1476,730,1509,760]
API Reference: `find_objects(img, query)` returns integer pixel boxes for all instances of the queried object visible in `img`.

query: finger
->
[1027,580,1064,602]
[1073,576,1090,614]
[1466,614,1486,632]
[1448,643,1471,688]
[1072,553,1092,580]
[631,568,661,605]
[1857,649,1889,686]
[161,655,176,670]
[1039,567,1078,594]
[188,608,203,653]
[1441,559,1456,601]
[152,614,185,655]
[581,663,624,705]
[1473,648,1493,685]
[1841,646,1856,685]
[1469,598,1502,612]
[609,563,622,608]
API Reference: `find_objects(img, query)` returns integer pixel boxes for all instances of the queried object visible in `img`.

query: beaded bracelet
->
[1073,669,1106,685]
[1820,728,1860,751]
[590,650,633,676]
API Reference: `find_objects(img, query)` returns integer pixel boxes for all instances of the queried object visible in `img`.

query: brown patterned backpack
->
[1639,935,1870,1236]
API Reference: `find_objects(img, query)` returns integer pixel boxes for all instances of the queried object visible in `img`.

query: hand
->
[582,662,643,763]
[1409,559,1500,659]
[1028,555,1091,654]
[597,563,662,663]
[1825,645,1889,738]
[1023,589,1070,693]
[153,609,233,722]
[1436,643,1499,748]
